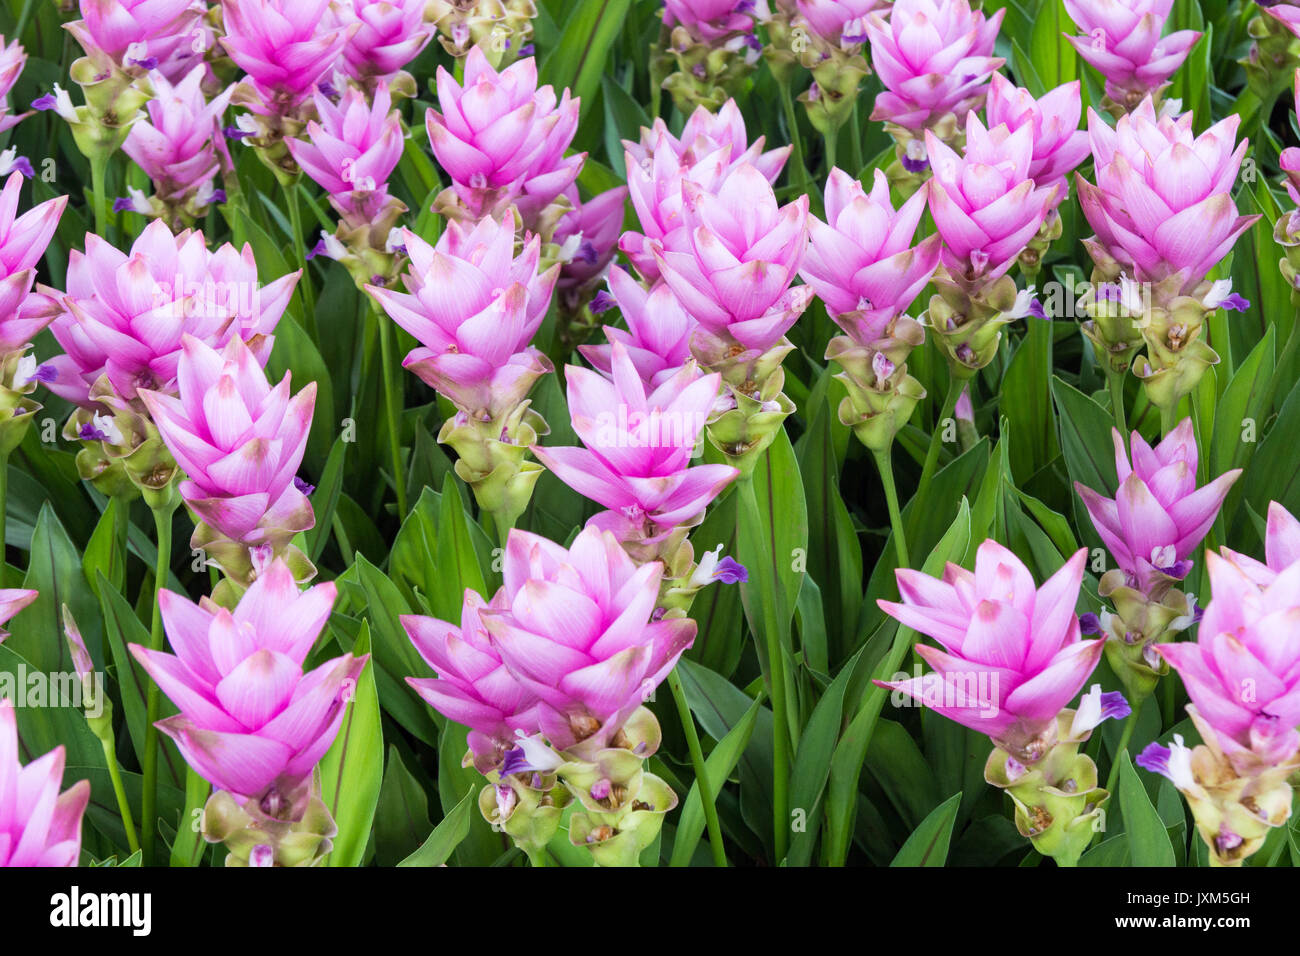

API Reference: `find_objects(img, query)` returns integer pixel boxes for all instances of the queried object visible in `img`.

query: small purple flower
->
[31,93,57,111]
[1028,297,1047,320]
[211,189,227,204]
[293,476,315,496]
[128,56,159,70]
[519,44,535,57]
[1079,612,1100,635]
[6,156,32,178]
[112,196,136,213]
[33,363,56,384]
[306,239,328,260]
[223,125,252,140]
[713,556,748,584]
[1220,293,1249,312]
[1135,740,1170,776]
[589,289,616,314]
[78,423,110,442]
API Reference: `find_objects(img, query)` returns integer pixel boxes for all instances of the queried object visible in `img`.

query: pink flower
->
[1064,0,1200,104]
[866,0,1004,131]
[138,334,316,545]
[287,84,403,225]
[0,36,30,134]
[1261,2,1300,39]
[366,216,558,418]
[1077,99,1259,291]
[220,0,353,116]
[1155,553,1300,770]
[800,167,940,340]
[623,99,789,185]
[655,163,811,353]
[663,0,756,42]
[130,560,366,809]
[1221,501,1300,589]
[0,173,67,353]
[45,220,298,405]
[579,267,695,390]
[327,0,434,84]
[404,590,540,772]
[66,0,200,69]
[533,342,737,536]
[0,588,37,643]
[985,73,1090,195]
[1074,419,1240,590]
[795,0,888,47]
[925,113,1059,282]
[877,542,1102,758]
[552,185,628,292]
[122,66,234,215]
[0,699,90,866]
[481,527,696,750]
[426,49,582,223]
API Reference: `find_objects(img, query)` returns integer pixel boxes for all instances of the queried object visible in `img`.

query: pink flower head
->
[877,542,1101,758]
[533,342,738,536]
[795,0,888,47]
[1064,0,1200,104]
[426,49,582,224]
[866,0,1004,131]
[130,560,366,810]
[1261,2,1300,39]
[801,167,941,341]
[0,36,30,134]
[122,65,234,213]
[45,220,299,406]
[482,526,697,750]
[0,173,68,353]
[327,0,434,84]
[138,334,316,545]
[1077,100,1258,291]
[926,113,1059,282]
[621,138,734,282]
[287,84,403,224]
[579,267,696,390]
[220,0,353,116]
[1220,501,1300,589]
[1282,71,1300,207]
[623,99,790,185]
[1075,419,1240,590]
[985,73,1090,195]
[0,699,90,866]
[66,0,200,70]
[552,184,628,292]
[0,588,37,642]
[366,216,559,418]
[662,0,756,42]
[1156,552,1300,770]
[404,590,541,772]
[655,163,811,353]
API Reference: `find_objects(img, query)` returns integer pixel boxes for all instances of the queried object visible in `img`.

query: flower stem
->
[102,736,140,855]
[1104,705,1140,797]
[777,78,811,200]
[90,151,109,240]
[738,476,791,863]
[141,495,176,865]
[288,186,317,338]
[667,667,727,867]
[374,306,408,517]
[917,374,960,494]
[1107,367,1128,436]
[13,0,36,40]
[872,446,910,568]
[1159,400,1177,437]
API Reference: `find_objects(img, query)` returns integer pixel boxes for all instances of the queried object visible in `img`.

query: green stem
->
[824,131,837,180]
[102,736,140,855]
[141,496,175,865]
[667,668,727,867]
[13,0,36,41]
[90,151,109,240]
[777,78,811,199]
[739,476,791,863]
[374,307,408,517]
[288,186,317,338]
[1107,367,1128,436]
[1159,400,1178,437]
[848,100,864,177]
[1104,706,1140,797]
[917,373,960,493]
[872,446,910,568]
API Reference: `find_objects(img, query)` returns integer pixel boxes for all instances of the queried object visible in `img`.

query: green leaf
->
[891,792,962,866]
[399,785,476,867]
[374,745,433,867]
[1118,750,1176,867]
[538,0,634,111]
[320,623,384,868]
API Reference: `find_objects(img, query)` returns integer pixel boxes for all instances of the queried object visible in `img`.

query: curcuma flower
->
[482,526,697,752]
[129,559,366,816]
[0,588,36,643]
[985,74,1089,197]
[0,699,91,866]
[551,183,628,304]
[0,36,31,134]
[0,172,68,351]
[119,65,234,229]
[426,48,582,230]
[1221,501,1300,588]
[405,590,540,774]
[65,0,201,74]
[533,342,738,542]
[623,99,789,185]
[287,84,404,228]
[1064,0,1200,113]
[1075,419,1239,592]
[326,0,435,94]
[877,542,1100,760]
[138,334,316,556]
[579,266,695,391]
[44,219,298,408]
